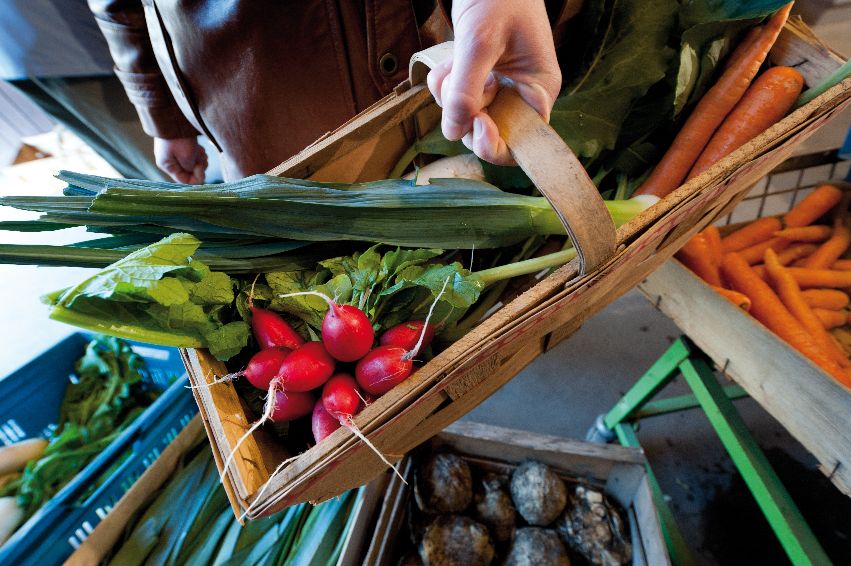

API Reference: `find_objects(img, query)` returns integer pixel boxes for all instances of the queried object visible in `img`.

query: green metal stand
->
[601,337,831,566]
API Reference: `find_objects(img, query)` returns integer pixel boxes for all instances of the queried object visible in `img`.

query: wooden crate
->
[64,415,389,565]
[362,421,669,565]
[183,21,851,519]
[637,160,851,495]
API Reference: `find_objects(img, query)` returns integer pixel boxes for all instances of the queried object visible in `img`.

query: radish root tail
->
[238,454,300,521]
[219,381,278,485]
[184,369,242,389]
[403,275,451,361]
[343,415,407,484]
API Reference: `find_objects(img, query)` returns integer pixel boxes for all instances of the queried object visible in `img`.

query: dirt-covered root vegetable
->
[510,460,567,526]
[556,486,632,566]
[415,453,473,514]
[418,515,495,566]
[473,474,516,542]
[505,528,570,566]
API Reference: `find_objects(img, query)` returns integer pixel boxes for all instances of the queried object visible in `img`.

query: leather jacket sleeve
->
[88,0,197,139]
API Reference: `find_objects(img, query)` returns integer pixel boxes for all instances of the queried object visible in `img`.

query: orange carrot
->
[634,4,792,197]
[720,251,849,385]
[773,225,833,243]
[777,243,818,265]
[677,233,722,286]
[712,286,752,311]
[787,268,851,288]
[688,67,804,179]
[813,308,847,330]
[753,265,767,280]
[832,259,851,271]
[721,217,782,253]
[764,249,849,367]
[801,289,850,310]
[738,237,791,265]
[722,27,762,72]
[802,219,851,268]
[784,184,843,227]
[703,225,724,269]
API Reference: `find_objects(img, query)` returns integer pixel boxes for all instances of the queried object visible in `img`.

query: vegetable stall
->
[0,0,849,564]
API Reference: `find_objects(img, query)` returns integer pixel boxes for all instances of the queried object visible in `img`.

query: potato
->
[415,453,473,514]
[419,515,495,566]
[510,460,567,526]
[505,528,570,566]
[556,486,632,565]
[473,473,516,542]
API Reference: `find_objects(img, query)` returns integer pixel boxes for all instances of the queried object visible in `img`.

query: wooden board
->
[638,260,851,495]
[362,421,669,566]
[65,417,206,565]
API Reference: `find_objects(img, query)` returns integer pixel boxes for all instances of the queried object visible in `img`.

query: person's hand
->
[427,0,561,165]
[154,137,208,184]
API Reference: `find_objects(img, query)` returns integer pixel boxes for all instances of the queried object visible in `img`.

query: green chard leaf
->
[551,0,678,161]
[43,234,248,360]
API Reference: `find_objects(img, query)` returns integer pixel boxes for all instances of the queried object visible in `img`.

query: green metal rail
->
[600,336,831,566]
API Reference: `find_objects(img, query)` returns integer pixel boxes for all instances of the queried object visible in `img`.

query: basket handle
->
[409,43,617,274]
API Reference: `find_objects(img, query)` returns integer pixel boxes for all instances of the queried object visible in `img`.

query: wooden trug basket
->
[182,21,851,519]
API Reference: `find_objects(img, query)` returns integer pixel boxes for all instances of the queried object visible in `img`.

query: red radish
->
[322,374,363,420]
[355,276,451,397]
[380,321,435,356]
[312,399,341,443]
[186,346,290,390]
[219,341,332,483]
[270,390,314,422]
[242,347,290,390]
[251,306,304,350]
[316,372,405,483]
[275,290,373,362]
[275,342,335,392]
[322,304,374,362]
[355,345,414,396]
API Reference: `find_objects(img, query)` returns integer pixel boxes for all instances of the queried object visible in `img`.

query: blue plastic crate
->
[0,332,198,566]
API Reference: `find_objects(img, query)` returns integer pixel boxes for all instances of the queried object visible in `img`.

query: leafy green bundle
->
[0,336,163,519]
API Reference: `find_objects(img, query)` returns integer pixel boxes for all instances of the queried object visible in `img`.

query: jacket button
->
[379,52,399,76]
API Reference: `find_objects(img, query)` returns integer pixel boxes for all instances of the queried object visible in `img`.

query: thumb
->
[514,82,555,123]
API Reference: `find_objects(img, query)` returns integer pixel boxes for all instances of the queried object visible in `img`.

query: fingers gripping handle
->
[409,43,617,274]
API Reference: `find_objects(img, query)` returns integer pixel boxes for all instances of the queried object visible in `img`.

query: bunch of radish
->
[216,291,437,483]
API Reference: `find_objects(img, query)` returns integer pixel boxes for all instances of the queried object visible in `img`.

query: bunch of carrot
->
[636,3,803,199]
[678,184,851,388]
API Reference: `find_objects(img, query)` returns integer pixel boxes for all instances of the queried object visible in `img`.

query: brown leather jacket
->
[89,1,576,180]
